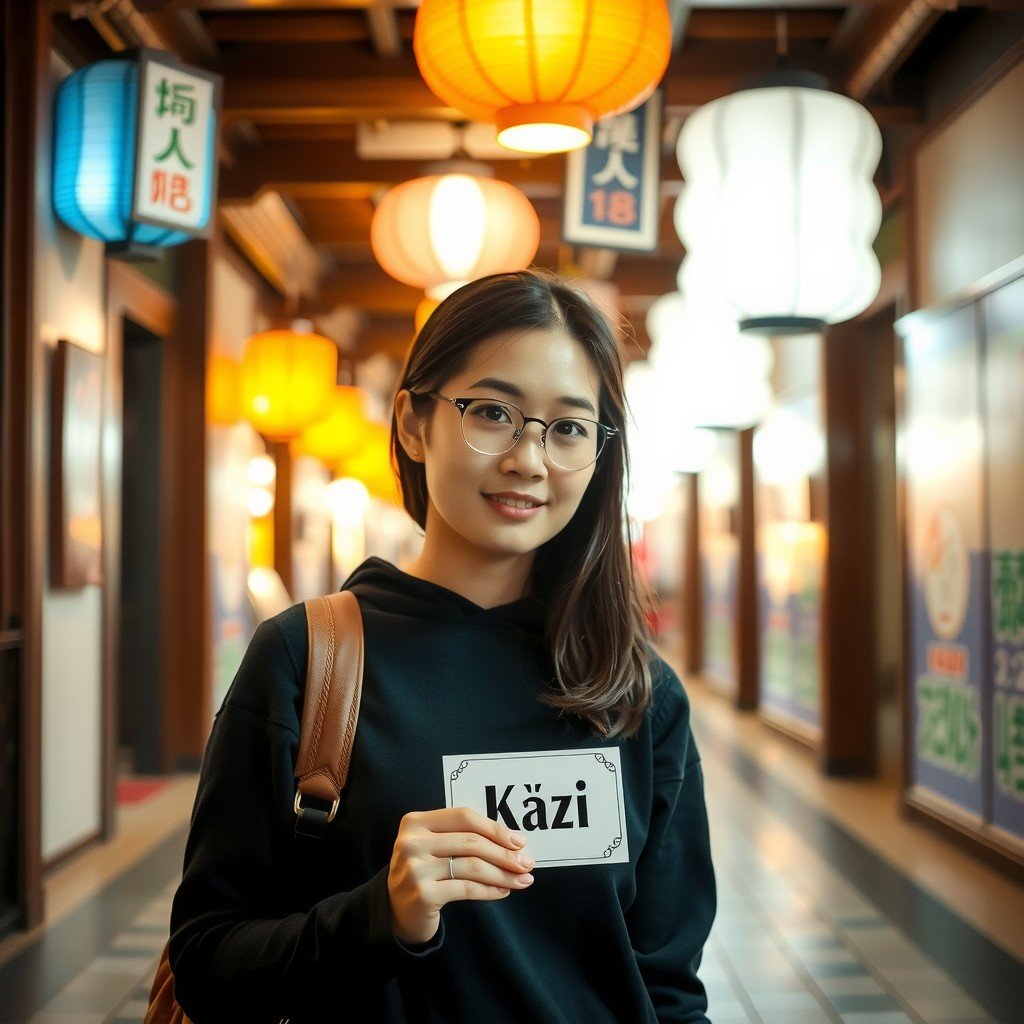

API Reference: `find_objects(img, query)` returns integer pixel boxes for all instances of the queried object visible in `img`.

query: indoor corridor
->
[0,662,1020,1024]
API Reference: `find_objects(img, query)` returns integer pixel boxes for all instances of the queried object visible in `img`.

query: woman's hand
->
[387,807,535,945]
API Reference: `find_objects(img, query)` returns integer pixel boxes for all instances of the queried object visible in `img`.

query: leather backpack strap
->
[294,590,364,839]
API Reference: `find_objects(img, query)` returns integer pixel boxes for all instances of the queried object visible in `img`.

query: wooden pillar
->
[1,0,49,930]
[682,472,702,675]
[819,319,891,775]
[164,236,214,770]
[735,428,760,710]
[103,265,176,833]
[271,440,294,598]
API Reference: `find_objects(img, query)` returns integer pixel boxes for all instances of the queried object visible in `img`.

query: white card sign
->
[443,747,629,868]
[132,49,221,236]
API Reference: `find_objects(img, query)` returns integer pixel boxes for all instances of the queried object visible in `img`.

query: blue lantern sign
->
[53,50,221,253]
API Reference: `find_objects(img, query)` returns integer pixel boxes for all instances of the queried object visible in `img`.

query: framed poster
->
[982,272,1024,842]
[50,339,104,589]
[902,304,986,821]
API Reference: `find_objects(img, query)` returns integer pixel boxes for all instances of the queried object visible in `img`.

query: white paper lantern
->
[645,290,774,429]
[753,406,825,484]
[675,74,882,334]
[624,362,720,473]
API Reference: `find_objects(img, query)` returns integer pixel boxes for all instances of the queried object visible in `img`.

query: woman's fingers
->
[390,808,538,943]
[443,852,535,892]
[428,831,535,876]
[416,806,525,853]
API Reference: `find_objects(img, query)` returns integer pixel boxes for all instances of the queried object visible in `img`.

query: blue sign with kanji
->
[563,93,662,253]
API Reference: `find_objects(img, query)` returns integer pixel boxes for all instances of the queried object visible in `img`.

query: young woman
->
[169,270,716,1023]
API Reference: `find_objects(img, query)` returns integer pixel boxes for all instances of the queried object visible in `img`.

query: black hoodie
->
[169,557,716,1023]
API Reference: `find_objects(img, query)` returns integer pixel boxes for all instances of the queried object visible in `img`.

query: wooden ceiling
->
[52,0,996,362]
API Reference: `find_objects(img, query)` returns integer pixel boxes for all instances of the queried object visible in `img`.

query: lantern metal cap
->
[740,316,826,336]
[738,68,831,93]
[420,160,494,178]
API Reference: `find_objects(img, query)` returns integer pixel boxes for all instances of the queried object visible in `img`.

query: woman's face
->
[401,327,604,563]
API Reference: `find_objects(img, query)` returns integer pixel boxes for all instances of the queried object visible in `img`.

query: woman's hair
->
[389,269,658,740]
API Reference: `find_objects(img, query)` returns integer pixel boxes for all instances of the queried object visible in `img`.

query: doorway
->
[117,318,164,776]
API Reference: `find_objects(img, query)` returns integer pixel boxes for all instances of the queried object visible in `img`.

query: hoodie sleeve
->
[168,616,444,1024]
[627,659,717,1024]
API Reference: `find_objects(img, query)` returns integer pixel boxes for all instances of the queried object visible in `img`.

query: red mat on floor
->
[117,778,168,804]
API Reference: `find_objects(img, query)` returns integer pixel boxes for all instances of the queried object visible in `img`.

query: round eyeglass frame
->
[408,390,618,472]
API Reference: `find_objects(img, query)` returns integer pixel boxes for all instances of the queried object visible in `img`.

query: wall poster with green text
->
[904,304,986,820]
[983,273,1024,841]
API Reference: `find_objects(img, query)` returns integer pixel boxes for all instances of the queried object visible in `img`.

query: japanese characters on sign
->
[983,272,1024,840]
[902,270,1024,852]
[132,50,220,236]
[562,93,662,253]
[992,549,1024,809]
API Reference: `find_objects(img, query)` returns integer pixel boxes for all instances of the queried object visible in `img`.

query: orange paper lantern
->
[207,353,241,426]
[414,0,672,154]
[371,173,540,298]
[415,297,442,335]
[240,325,338,441]
[292,385,372,470]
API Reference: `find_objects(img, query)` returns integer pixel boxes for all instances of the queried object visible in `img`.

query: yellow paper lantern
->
[292,385,372,470]
[207,353,241,426]
[415,297,441,335]
[248,514,274,569]
[414,0,672,154]
[371,173,540,298]
[337,423,401,505]
[240,324,338,441]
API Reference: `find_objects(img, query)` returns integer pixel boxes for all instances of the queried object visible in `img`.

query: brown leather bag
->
[143,591,365,1024]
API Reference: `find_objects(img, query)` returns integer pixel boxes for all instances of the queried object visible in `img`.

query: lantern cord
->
[285,252,301,320]
[775,11,789,63]
[452,122,471,161]
[70,0,119,18]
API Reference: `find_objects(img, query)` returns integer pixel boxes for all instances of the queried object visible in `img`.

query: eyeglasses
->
[409,391,618,472]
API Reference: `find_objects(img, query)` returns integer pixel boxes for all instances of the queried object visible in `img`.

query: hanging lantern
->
[292,385,372,470]
[415,297,442,335]
[413,0,671,154]
[337,423,401,506]
[52,54,219,253]
[675,71,882,335]
[207,354,241,426]
[753,405,825,485]
[372,171,540,298]
[623,362,712,522]
[645,291,774,429]
[240,321,338,441]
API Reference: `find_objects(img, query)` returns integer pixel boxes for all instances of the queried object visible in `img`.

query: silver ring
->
[449,856,456,880]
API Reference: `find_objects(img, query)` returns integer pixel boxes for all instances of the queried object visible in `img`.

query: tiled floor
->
[1,670,1021,1024]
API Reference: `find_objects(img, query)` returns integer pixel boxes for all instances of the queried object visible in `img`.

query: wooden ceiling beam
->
[206,13,375,42]
[842,2,949,100]
[309,255,682,318]
[218,38,921,129]
[139,9,220,66]
[135,0,420,11]
[219,141,573,200]
[684,10,844,41]
[314,268,422,315]
[352,317,416,362]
